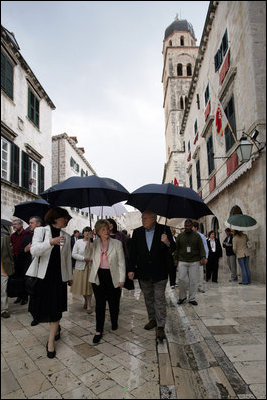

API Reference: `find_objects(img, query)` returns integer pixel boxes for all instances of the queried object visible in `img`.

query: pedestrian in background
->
[1,232,15,318]
[232,230,251,285]
[169,228,178,289]
[174,219,206,306]
[71,230,81,270]
[20,216,43,326]
[107,218,130,268]
[89,219,125,344]
[27,207,73,359]
[192,221,208,293]
[223,228,237,282]
[128,210,175,341]
[71,226,94,313]
[206,230,223,283]
[10,218,31,305]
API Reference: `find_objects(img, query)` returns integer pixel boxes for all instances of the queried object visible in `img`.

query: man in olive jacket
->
[1,233,15,318]
[128,210,175,341]
[174,219,206,306]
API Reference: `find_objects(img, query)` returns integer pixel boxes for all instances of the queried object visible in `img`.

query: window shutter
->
[10,142,19,184]
[38,163,44,193]
[21,151,30,189]
[1,52,13,99]
[196,159,201,189]
[207,136,215,175]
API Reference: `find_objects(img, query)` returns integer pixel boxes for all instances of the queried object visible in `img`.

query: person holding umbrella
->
[232,230,251,285]
[128,210,175,341]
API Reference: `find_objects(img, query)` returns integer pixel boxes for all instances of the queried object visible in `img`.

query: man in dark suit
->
[128,210,175,341]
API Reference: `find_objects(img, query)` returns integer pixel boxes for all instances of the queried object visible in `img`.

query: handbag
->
[25,276,39,295]
[124,277,135,290]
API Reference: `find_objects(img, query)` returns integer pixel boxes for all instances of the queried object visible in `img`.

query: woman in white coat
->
[27,207,73,359]
[89,219,125,344]
[71,226,93,313]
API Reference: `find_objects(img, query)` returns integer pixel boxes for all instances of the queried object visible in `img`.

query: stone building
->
[162,15,199,185]
[51,133,98,234]
[162,2,266,282]
[1,25,55,223]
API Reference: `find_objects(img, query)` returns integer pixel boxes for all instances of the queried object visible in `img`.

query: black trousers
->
[206,258,219,282]
[92,269,121,333]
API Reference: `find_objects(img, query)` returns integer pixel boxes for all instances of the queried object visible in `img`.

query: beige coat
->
[27,226,73,281]
[89,237,125,287]
[233,233,250,258]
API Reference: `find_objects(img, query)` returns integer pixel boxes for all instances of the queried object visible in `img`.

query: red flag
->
[174,178,178,186]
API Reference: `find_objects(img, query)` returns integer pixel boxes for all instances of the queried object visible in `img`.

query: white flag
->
[215,101,229,145]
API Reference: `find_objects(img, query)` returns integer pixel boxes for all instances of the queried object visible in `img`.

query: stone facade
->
[1,25,55,224]
[163,2,266,282]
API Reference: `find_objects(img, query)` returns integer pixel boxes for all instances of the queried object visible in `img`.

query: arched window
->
[230,205,242,216]
[169,40,172,46]
[187,63,192,76]
[180,36,184,46]
[177,64,183,76]
[211,217,220,240]
[180,96,184,109]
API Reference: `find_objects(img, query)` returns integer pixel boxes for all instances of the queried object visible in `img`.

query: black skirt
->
[28,226,67,323]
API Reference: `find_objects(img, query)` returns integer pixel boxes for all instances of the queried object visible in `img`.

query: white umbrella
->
[81,202,128,218]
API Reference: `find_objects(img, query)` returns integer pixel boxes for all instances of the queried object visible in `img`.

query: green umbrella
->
[225,214,259,231]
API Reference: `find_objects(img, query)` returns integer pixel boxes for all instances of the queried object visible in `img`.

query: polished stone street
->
[1,268,266,399]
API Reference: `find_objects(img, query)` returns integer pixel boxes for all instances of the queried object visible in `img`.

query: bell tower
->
[162,15,198,185]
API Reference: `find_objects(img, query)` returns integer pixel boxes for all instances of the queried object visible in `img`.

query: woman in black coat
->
[206,230,223,283]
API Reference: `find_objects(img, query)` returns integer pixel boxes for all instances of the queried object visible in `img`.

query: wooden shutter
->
[38,163,44,193]
[10,142,19,184]
[21,151,30,189]
[1,52,13,99]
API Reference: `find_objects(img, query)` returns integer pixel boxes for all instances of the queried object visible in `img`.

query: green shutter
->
[21,151,30,189]
[1,52,13,99]
[10,142,19,184]
[38,163,44,193]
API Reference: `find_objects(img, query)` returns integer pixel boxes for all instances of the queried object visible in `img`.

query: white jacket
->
[72,239,92,270]
[89,237,126,287]
[26,226,73,281]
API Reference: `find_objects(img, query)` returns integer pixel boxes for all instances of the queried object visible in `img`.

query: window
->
[187,64,192,76]
[70,156,79,173]
[207,135,215,175]
[187,141,191,152]
[28,88,39,128]
[189,174,192,189]
[1,52,14,99]
[196,159,201,189]
[194,119,198,135]
[196,94,200,110]
[169,40,172,46]
[177,64,183,76]
[224,96,236,152]
[204,84,210,106]
[180,96,184,109]
[180,36,184,46]
[214,29,228,72]
[1,137,19,184]
[21,151,44,193]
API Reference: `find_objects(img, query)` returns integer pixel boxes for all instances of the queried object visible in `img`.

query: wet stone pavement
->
[1,270,266,399]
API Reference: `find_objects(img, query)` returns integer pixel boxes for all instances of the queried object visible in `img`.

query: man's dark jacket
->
[129,222,175,282]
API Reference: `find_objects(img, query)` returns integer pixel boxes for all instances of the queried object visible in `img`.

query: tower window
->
[187,63,192,76]
[180,36,184,46]
[177,64,183,76]
[180,96,184,109]
[169,40,172,46]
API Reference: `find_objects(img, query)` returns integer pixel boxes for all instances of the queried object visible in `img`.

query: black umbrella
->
[40,176,129,226]
[1,219,13,226]
[126,183,213,220]
[13,199,51,223]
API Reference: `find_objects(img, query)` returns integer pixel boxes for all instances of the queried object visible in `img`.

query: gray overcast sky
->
[1,1,209,194]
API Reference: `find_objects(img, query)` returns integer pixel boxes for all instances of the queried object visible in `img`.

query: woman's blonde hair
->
[94,219,110,236]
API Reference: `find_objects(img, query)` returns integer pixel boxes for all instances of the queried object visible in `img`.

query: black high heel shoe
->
[55,325,61,341]
[46,342,56,359]
[93,333,102,344]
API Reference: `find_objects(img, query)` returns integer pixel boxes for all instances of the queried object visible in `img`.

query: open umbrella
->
[225,214,259,231]
[81,202,128,218]
[40,176,129,208]
[126,183,213,221]
[13,199,51,223]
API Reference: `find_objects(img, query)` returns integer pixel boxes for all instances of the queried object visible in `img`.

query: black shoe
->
[93,333,102,344]
[177,298,186,305]
[144,319,157,330]
[46,342,56,359]
[20,299,28,305]
[189,300,198,306]
[112,323,118,331]
[156,327,166,341]
[31,320,39,326]
[14,297,21,304]
[55,325,61,341]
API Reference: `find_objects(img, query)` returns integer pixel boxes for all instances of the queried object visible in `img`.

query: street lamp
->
[236,134,253,163]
